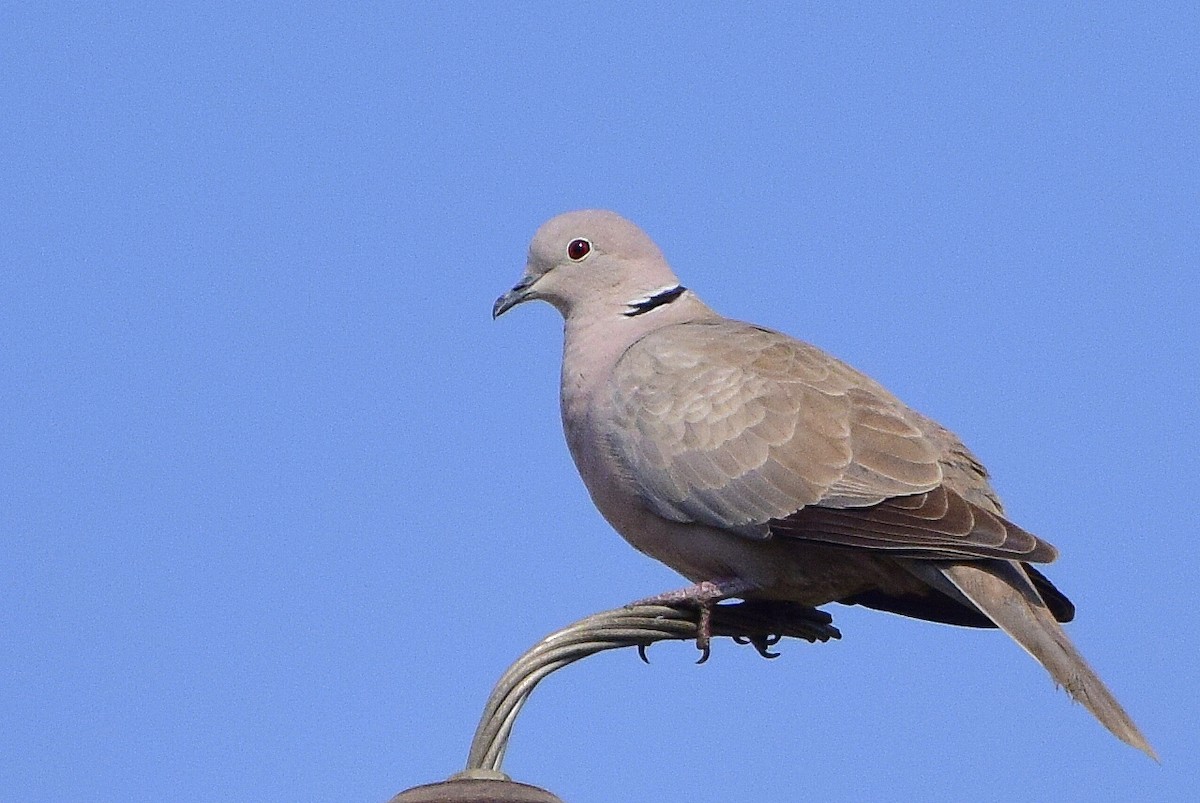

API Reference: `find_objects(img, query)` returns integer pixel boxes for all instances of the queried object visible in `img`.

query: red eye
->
[567,238,591,261]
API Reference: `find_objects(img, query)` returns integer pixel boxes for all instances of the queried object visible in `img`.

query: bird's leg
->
[630,578,759,663]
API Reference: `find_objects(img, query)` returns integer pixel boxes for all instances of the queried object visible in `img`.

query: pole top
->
[389,771,564,803]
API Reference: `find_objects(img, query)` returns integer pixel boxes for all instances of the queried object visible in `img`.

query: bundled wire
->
[464,600,841,773]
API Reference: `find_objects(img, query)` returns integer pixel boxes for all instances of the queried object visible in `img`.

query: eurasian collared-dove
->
[493,209,1154,758]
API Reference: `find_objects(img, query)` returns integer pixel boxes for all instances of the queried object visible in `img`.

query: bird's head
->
[493,210,686,321]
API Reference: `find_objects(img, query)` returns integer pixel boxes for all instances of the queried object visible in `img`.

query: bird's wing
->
[606,319,1056,562]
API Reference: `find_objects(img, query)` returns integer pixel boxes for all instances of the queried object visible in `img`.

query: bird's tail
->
[915,560,1156,760]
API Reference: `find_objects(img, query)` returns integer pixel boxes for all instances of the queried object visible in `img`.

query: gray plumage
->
[493,209,1154,758]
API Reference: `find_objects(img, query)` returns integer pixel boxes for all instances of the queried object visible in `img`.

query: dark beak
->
[492,275,536,319]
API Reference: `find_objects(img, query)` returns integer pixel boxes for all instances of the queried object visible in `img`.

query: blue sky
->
[2,4,1197,802]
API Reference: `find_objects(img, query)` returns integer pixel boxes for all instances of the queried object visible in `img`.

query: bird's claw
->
[629,578,761,664]
[694,600,714,663]
[733,632,782,659]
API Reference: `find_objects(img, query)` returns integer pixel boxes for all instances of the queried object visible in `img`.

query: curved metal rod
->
[465,600,841,772]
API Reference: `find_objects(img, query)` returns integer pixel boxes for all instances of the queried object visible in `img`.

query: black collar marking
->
[623,285,687,317]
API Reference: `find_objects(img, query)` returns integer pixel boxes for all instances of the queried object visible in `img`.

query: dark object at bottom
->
[390,774,564,803]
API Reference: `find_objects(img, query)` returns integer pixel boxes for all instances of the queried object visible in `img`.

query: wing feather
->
[606,319,1056,561]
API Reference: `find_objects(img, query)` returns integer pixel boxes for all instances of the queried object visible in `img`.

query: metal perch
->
[463,600,841,774]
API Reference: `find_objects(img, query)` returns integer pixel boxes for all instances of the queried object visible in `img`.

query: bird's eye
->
[567,238,592,261]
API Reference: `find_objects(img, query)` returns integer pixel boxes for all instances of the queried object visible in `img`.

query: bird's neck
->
[559,291,715,429]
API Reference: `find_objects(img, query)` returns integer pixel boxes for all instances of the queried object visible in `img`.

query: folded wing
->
[607,319,1057,562]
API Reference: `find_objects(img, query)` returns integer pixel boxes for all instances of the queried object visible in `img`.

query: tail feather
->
[929,561,1156,760]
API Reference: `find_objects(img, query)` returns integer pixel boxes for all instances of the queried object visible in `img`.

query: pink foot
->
[631,578,759,663]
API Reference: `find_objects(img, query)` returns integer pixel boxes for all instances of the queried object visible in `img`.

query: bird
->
[492,209,1154,758]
